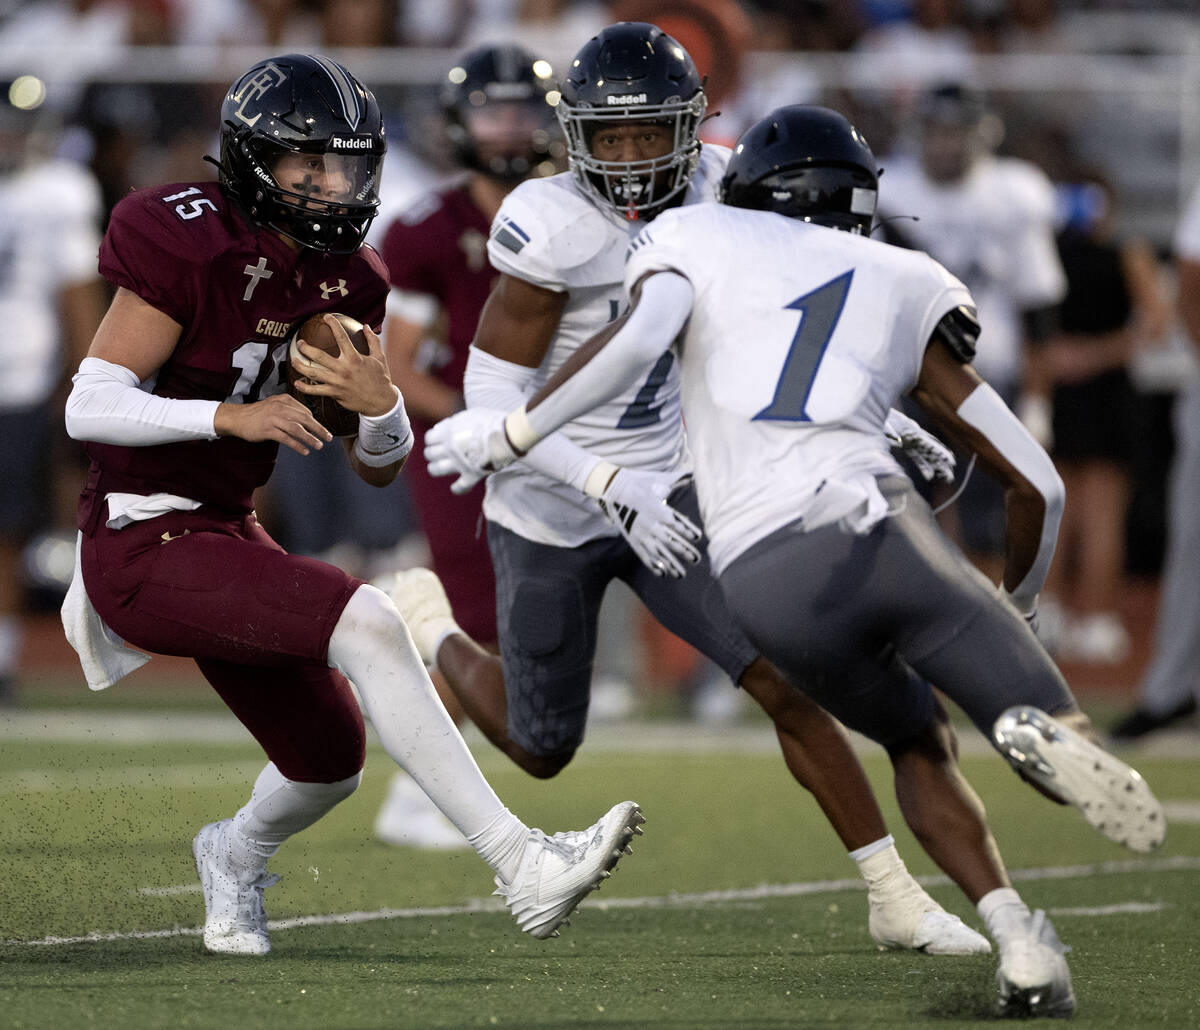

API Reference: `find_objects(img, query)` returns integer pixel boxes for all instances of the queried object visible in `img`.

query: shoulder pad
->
[932,305,980,364]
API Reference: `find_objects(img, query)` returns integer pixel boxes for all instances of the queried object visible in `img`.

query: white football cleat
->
[496,800,644,939]
[869,880,991,956]
[993,706,1166,852]
[995,909,1076,1018]
[374,772,470,850]
[372,567,460,666]
[192,820,280,956]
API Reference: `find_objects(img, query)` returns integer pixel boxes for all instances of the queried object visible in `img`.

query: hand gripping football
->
[286,312,371,437]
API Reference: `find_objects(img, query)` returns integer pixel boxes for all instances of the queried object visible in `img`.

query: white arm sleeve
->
[65,356,220,445]
[522,271,694,443]
[956,382,1064,611]
[463,346,603,494]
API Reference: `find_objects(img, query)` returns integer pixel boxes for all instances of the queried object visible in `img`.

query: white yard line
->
[4,708,1199,757]
[6,854,1196,950]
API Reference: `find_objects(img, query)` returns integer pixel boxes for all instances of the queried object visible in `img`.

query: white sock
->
[328,585,528,877]
[227,761,360,869]
[852,836,918,897]
[977,887,1031,945]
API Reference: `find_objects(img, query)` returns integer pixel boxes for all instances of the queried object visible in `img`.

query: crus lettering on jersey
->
[255,318,292,338]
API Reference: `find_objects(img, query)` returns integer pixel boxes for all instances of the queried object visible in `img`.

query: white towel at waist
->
[60,532,151,691]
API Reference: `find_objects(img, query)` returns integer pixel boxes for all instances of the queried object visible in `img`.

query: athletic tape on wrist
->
[582,460,619,499]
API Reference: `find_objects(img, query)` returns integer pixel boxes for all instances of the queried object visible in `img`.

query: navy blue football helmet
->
[216,53,385,253]
[720,105,878,234]
[557,22,706,219]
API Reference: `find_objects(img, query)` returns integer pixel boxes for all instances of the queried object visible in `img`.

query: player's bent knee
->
[513,748,574,779]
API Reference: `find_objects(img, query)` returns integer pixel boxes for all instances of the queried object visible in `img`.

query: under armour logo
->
[242,257,273,301]
[319,279,348,299]
[231,62,287,127]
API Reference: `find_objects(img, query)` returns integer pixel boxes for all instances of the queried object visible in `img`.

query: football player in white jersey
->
[385,21,1002,959]
[0,82,106,703]
[427,104,1169,1018]
[877,83,1066,570]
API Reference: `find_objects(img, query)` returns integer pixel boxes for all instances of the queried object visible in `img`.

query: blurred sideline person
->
[0,77,107,703]
[60,53,641,956]
[383,22,1008,958]
[1041,175,1170,664]
[370,43,564,849]
[1112,179,1200,738]
[426,104,1167,1018]
[877,82,1066,578]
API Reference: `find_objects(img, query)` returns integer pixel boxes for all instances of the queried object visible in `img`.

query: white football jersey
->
[624,205,973,574]
[876,153,1064,388]
[481,144,730,546]
[0,158,102,409]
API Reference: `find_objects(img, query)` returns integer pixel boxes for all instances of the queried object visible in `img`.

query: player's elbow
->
[1010,453,1063,527]
[63,382,94,441]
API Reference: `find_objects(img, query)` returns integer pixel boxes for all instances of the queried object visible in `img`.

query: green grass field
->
[1,684,1197,1030]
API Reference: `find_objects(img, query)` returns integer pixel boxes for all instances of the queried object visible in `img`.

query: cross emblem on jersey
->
[242,257,273,302]
[320,279,348,299]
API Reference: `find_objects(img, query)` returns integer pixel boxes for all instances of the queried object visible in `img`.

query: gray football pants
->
[1138,384,1200,713]
[718,477,1077,748]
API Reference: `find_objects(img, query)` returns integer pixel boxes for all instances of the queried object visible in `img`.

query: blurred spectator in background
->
[369,43,563,847]
[321,0,397,47]
[0,77,106,701]
[853,0,975,117]
[877,82,1065,580]
[1111,180,1200,739]
[173,0,321,48]
[1040,173,1169,663]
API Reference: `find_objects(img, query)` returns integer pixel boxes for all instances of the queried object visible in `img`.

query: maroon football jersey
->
[380,181,494,395]
[80,181,388,525]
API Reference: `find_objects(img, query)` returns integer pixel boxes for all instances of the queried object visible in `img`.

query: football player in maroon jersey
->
[62,53,643,957]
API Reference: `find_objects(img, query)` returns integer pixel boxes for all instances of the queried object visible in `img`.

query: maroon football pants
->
[80,506,366,782]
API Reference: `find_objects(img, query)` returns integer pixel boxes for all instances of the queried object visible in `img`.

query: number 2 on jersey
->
[754,270,853,422]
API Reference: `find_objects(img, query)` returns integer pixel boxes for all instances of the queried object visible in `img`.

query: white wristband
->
[354,386,412,467]
[582,459,619,499]
[502,404,539,455]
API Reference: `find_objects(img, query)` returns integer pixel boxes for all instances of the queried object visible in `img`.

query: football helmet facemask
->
[442,44,562,183]
[720,105,878,235]
[215,53,385,254]
[557,21,706,221]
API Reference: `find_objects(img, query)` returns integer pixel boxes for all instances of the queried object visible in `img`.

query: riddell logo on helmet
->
[607,93,648,106]
[331,136,375,150]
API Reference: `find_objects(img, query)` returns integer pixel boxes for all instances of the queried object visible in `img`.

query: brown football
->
[286,312,371,437]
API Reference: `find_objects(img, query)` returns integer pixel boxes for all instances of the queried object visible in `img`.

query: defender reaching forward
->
[385,21,1017,958]
[61,53,641,956]
[426,105,1166,1017]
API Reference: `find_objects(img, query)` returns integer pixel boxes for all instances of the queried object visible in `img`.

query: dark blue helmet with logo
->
[556,22,706,219]
[215,53,386,253]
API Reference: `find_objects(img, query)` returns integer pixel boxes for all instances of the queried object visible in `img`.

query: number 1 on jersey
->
[754,270,853,422]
